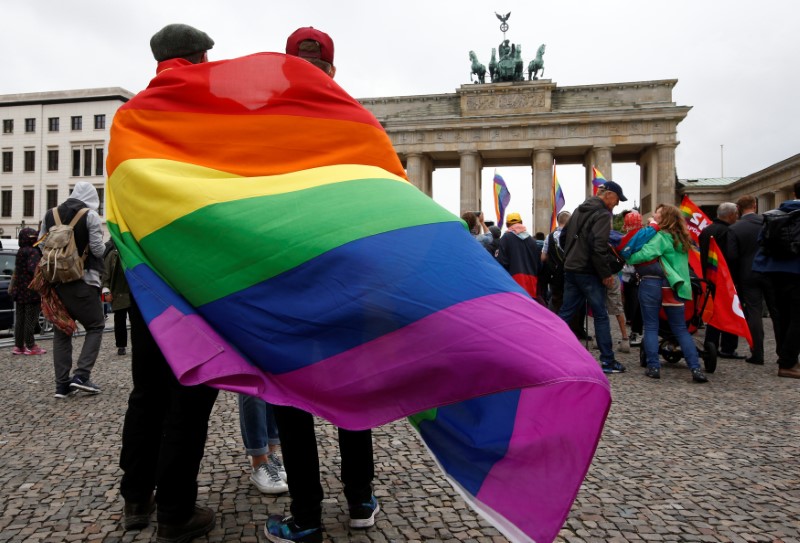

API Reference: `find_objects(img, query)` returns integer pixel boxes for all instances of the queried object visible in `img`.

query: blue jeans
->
[238,394,280,456]
[639,277,700,370]
[558,272,614,364]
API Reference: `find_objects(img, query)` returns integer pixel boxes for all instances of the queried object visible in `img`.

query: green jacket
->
[102,248,131,311]
[626,230,692,300]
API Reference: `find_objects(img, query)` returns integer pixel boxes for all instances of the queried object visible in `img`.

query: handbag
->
[605,244,625,275]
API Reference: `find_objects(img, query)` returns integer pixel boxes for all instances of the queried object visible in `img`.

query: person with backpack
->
[752,180,800,379]
[38,181,106,398]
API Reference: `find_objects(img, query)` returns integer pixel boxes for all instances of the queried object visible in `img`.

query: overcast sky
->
[3,0,798,226]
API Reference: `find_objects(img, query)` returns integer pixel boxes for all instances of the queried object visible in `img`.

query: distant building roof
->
[678,177,741,187]
[0,87,134,106]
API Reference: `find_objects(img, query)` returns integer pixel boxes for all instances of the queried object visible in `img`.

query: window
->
[71,116,82,131]
[47,149,59,171]
[24,150,35,172]
[72,148,81,176]
[47,188,58,209]
[2,151,11,173]
[96,187,105,216]
[23,190,34,217]
[95,148,104,176]
[2,120,12,134]
[83,148,92,176]
[1,190,11,217]
[25,118,35,133]
[94,114,106,130]
[48,117,59,132]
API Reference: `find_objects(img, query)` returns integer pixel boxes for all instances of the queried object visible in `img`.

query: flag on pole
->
[106,52,610,543]
[550,161,565,231]
[705,237,753,347]
[493,171,511,227]
[591,167,606,196]
[679,195,712,244]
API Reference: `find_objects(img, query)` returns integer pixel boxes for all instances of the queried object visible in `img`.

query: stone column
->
[459,151,482,214]
[656,143,678,206]
[532,148,554,234]
[406,153,434,196]
[584,146,614,198]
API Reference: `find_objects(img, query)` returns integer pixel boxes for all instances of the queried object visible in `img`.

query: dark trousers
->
[14,302,39,349]
[769,272,800,369]
[704,325,739,355]
[736,272,775,362]
[273,404,374,528]
[622,280,642,335]
[53,281,105,384]
[119,301,218,524]
[113,307,129,348]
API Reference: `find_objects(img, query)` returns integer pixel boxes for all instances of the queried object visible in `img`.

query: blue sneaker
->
[69,375,101,394]
[602,361,626,374]
[348,495,380,528]
[264,515,321,543]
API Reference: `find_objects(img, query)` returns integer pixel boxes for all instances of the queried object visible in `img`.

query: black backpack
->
[760,208,800,259]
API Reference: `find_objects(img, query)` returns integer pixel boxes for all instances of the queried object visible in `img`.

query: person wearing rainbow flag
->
[117,24,219,543]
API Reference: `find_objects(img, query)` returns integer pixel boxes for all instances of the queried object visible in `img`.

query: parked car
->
[0,248,53,334]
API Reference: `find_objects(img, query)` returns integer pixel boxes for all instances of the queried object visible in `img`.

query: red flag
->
[705,238,753,347]
[679,195,712,244]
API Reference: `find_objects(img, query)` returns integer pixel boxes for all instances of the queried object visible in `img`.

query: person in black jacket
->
[495,212,542,301]
[699,202,742,359]
[727,195,776,365]
[558,181,627,374]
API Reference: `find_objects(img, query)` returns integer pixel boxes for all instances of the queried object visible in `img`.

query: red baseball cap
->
[285,27,334,64]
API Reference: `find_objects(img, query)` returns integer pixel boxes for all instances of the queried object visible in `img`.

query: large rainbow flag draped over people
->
[106,52,611,543]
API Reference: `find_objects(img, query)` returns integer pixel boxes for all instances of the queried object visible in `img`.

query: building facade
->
[0,88,133,241]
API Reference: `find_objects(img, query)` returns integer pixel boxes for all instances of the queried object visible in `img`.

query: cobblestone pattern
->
[0,320,797,542]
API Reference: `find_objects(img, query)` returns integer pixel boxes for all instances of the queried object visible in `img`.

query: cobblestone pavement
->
[0,319,798,543]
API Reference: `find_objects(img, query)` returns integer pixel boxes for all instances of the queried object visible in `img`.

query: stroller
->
[638,276,718,373]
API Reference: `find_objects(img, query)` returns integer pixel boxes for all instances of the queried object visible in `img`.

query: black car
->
[0,249,53,334]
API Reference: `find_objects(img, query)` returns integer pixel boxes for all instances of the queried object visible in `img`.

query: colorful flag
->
[493,171,511,227]
[679,195,712,244]
[550,162,565,231]
[705,238,753,347]
[591,166,606,196]
[106,53,611,543]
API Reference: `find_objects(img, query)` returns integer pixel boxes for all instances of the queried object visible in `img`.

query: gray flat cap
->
[150,24,214,62]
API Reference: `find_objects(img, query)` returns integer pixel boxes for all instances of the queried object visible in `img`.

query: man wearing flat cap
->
[117,23,219,543]
[558,180,628,375]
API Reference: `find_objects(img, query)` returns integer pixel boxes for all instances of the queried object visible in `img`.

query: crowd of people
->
[4,19,798,543]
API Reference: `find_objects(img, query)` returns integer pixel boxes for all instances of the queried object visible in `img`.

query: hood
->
[69,181,100,211]
[18,227,38,247]
[576,196,608,215]
[778,199,800,213]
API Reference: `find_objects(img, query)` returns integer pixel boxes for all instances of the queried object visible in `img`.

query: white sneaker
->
[268,451,287,482]
[617,338,631,353]
[629,333,642,346]
[250,462,288,494]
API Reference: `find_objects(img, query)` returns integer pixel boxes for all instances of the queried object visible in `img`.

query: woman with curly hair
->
[626,204,708,382]
[10,228,45,355]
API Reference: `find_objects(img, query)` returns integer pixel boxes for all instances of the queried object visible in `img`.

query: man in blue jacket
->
[752,181,800,379]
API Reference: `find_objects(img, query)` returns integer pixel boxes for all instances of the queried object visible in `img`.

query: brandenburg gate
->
[361,79,691,231]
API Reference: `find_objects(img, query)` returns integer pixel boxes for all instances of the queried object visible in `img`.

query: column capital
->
[533,147,555,156]
[458,149,480,157]
[655,141,678,150]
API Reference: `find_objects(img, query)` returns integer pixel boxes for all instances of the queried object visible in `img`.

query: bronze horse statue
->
[488,48,498,83]
[527,44,546,80]
[469,50,486,84]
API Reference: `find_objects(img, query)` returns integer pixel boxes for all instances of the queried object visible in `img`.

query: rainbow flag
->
[550,162,565,231]
[106,53,611,543]
[591,166,606,196]
[705,238,753,347]
[493,171,511,227]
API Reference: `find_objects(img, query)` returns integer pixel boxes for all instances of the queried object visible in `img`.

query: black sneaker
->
[156,505,215,543]
[645,365,661,379]
[118,347,127,356]
[54,384,77,399]
[264,515,322,543]
[349,495,380,529]
[601,361,626,374]
[691,368,709,383]
[69,375,101,394]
